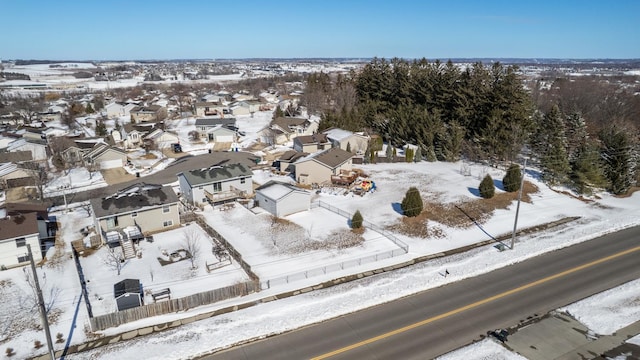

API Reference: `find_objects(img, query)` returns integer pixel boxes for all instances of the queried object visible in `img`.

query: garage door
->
[100,159,124,169]
[215,135,234,142]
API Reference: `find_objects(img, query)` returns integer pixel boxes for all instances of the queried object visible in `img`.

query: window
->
[163,220,173,227]
[131,212,138,218]
[17,254,30,263]
[162,205,170,213]
[106,216,119,229]
[15,237,26,247]
[213,182,222,192]
[240,177,246,184]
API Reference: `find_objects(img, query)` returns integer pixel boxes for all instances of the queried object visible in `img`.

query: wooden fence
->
[89,281,259,331]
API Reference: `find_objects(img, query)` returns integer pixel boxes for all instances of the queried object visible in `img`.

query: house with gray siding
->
[178,163,253,206]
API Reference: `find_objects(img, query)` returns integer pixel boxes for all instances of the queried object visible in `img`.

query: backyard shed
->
[255,181,311,217]
[114,278,144,311]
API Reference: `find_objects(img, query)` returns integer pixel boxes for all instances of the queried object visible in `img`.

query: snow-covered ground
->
[1,155,639,359]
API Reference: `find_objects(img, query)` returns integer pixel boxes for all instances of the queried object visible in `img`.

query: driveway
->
[100,168,137,186]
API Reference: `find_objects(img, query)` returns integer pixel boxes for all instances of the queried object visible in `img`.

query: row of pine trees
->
[310,58,639,195]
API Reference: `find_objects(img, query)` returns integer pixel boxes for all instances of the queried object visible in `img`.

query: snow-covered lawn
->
[1,156,640,359]
[81,223,251,317]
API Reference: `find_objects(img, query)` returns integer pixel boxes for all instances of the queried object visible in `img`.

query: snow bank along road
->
[204,225,640,360]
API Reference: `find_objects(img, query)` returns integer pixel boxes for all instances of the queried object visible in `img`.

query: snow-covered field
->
[0,154,639,359]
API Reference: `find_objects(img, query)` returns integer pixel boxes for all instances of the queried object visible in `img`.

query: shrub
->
[401,187,423,217]
[479,174,495,199]
[34,340,43,349]
[351,210,363,229]
[5,347,15,357]
[503,164,522,192]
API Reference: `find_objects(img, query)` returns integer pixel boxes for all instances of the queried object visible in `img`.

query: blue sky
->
[1,0,638,60]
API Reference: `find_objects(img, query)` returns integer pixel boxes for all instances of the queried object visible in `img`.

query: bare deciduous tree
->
[182,227,201,270]
[103,248,125,276]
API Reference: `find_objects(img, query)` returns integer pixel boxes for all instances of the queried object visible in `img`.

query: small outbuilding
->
[114,279,144,311]
[255,181,311,217]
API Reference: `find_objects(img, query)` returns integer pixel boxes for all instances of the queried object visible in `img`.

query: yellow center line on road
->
[311,245,640,360]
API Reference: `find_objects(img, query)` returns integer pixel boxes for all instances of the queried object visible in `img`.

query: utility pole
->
[510,158,527,250]
[27,244,56,360]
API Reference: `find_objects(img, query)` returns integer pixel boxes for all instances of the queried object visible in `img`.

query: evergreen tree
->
[405,147,414,163]
[599,124,636,195]
[414,145,422,162]
[539,105,571,185]
[346,142,351,153]
[85,103,94,114]
[386,141,393,161]
[503,164,522,192]
[273,105,284,119]
[479,174,495,199]
[351,210,363,229]
[401,187,423,217]
[570,142,607,194]
[564,112,588,162]
[95,120,107,136]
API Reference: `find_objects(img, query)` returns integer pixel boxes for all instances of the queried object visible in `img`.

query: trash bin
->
[136,172,140,177]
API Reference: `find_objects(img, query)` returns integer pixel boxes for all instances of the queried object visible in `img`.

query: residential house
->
[111,124,147,149]
[61,139,102,166]
[260,117,318,145]
[6,138,49,161]
[83,143,127,169]
[255,181,311,217]
[105,102,136,119]
[3,202,57,244]
[0,212,41,268]
[37,111,63,122]
[178,162,253,206]
[0,162,35,189]
[323,128,370,154]
[293,133,331,154]
[90,183,180,248]
[194,102,226,117]
[130,105,166,123]
[143,129,179,150]
[0,151,33,164]
[21,126,47,142]
[275,150,308,173]
[293,147,354,185]
[194,118,237,142]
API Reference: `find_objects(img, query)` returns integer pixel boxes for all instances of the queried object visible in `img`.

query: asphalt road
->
[204,225,640,360]
[49,151,260,206]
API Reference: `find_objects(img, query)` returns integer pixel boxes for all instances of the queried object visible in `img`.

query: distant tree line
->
[307,57,640,195]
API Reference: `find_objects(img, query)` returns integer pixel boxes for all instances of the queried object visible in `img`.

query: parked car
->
[172,143,182,153]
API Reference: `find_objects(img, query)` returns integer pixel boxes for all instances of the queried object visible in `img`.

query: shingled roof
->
[178,162,253,187]
[90,183,179,219]
[298,147,353,168]
[0,212,39,241]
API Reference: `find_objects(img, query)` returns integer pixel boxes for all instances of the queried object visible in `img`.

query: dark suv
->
[172,143,182,153]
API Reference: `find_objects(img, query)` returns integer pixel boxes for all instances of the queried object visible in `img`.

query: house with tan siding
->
[90,183,180,247]
[293,147,353,185]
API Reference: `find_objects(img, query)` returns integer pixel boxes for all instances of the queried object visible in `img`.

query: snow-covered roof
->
[256,181,308,201]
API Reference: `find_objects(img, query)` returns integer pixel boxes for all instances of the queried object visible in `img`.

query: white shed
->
[255,181,311,217]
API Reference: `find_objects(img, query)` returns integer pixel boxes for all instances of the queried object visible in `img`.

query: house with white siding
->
[178,163,253,206]
[0,212,41,268]
[255,181,311,217]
